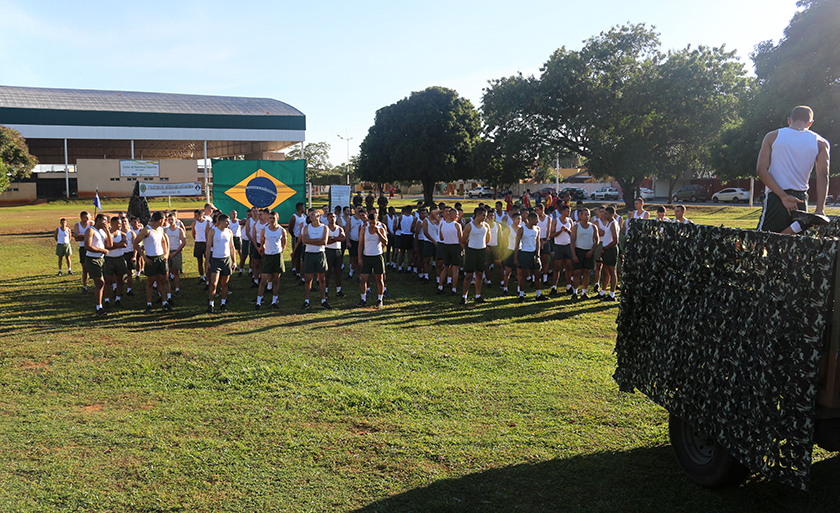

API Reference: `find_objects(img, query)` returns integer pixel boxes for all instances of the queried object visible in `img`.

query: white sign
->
[139,182,202,197]
[120,160,160,177]
[329,185,352,211]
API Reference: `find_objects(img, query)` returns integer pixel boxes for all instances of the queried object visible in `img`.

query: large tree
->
[482,24,748,209]
[285,141,333,172]
[0,126,38,192]
[711,0,840,180]
[357,86,481,206]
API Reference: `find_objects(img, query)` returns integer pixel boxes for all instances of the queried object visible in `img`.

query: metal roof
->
[0,85,303,117]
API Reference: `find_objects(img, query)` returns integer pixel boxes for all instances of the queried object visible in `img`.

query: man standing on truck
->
[756,105,830,234]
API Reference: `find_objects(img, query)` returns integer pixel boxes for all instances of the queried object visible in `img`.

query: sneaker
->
[355,299,367,307]
[383,290,391,298]
[162,303,172,312]
[567,288,576,296]
[535,294,549,301]
[144,306,152,314]
[67,270,74,275]
[103,301,111,310]
[271,302,279,309]
[238,270,243,277]
[126,290,134,297]
[602,295,617,302]
[250,282,259,289]
[114,299,122,308]
[95,309,108,317]
[58,270,63,276]
[549,288,559,297]
[174,290,182,298]
[592,284,601,293]
[571,291,578,301]
[198,278,205,285]
[375,299,383,307]
[436,288,445,295]
[501,288,508,296]
[220,303,227,312]
[255,303,262,311]
[335,291,346,298]
[517,295,526,303]
[206,305,215,314]
[474,297,486,304]
[301,301,310,310]
[321,301,332,309]
[579,293,589,301]
[460,297,467,305]
[167,297,176,307]
[81,286,88,294]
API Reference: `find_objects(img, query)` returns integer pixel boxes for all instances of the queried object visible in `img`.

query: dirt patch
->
[81,403,104,413]
[17,360,49,371]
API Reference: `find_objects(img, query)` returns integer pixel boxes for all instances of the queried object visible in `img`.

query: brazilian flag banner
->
[212,159,306,222]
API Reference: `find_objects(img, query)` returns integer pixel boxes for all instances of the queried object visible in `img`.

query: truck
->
[614,214,840,491]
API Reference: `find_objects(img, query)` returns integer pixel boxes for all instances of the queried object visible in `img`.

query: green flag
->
[212,160,306,222]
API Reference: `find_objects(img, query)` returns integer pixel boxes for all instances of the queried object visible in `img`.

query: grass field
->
[1,199,839,512]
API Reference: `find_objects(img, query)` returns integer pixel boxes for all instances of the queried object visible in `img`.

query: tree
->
[711,0,840,179]
[357,86,481,206]
[0,126,38,192]
[285,141,333,172]
[482,24,748,209]
[469,139,531,195]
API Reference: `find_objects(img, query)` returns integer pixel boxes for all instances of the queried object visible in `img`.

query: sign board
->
[212,159,306,222]
[139,182,202,197]
[120,160,160,177]
[329,185,352,212]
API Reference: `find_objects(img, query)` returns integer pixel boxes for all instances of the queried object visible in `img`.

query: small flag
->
[93,191,102,211]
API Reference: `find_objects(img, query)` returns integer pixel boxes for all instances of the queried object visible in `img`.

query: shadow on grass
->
[0,269,610,335]
[357,446,840,513]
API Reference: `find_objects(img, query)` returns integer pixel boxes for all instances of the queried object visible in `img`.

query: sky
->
[0,0,800,167]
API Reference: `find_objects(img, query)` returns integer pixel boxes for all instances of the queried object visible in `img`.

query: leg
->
[318,272,327,301]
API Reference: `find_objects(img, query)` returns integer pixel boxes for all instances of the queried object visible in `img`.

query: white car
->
[467,186,493,198]
[591,187,619,200]
[712,188,751,204]
[639,188,655,200]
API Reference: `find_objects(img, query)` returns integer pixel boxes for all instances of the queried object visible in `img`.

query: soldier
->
[72,211,93,293]
[205,214,236,313]
[135,212,172,314]
[84,213,113,316]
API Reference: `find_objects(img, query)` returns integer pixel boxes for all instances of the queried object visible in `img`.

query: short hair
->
[560,205,570,213]
[194,209,202,215]
[152,212,164,222]
[453,202,462,210]
[80,211,90,217]
[295,202,304,209]
[510,211,521,218]
[60,217,66,223]
[473,207,485,216]
[675,204,686,212]
[790,106,814,123]
[528,212,538,221]
[495,201,503,207]
[218,214,230,223]
[606,206,616,215]
[95,213,108,223]
[204,203,213,209]
[657,206,666,213]
[270,211,279,218]
[535,203,544,210]
[438,202,446,209]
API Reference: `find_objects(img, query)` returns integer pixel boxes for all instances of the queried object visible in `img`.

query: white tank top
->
[124,229,134,252]
[575,223,595,250]
[129,227,141,250]
[399,215,414,235]
[230,219,242,238]
[194,218,209,242]
[292,213,307,237]
[108,231,125,258]
[425,219,440,243]
[363,225,384,256]
[554,217,573,245]
[241,219,250,241]
[440,220,460,244]
[252,221,267,244]
[165,225,182,251]
[146,228,165,257]
[305,224,326,253]
[597,218,608,237]
[211,227,232,258]
[349,216,364,241]
[263,225,284,255]
[86,227,108,258]
[57,227,71,245]
[487,222,499,247]
[386,215,395,234]
[602,219,618,246]
[75,221,90,247]
[536,215,551,240]
[506,225,521,251]
[768,127,826,192]
[520,225,538,252]
[467,221,488,250]
[627,209,647,233]
[326,225,341,250]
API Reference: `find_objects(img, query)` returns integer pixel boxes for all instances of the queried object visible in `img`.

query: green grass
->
[0,203,838,511]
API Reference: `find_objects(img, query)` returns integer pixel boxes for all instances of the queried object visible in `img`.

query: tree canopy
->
[711,0,840,179]
[285,141,333,173]
[357,86,481,206]
[482,24,747,208]
[0,125,38,192]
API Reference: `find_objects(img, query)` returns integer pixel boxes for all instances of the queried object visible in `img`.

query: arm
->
[814,139,830,214]
[587,227,600,257]
[460,223,472,247]
[177,227,186,253]
[228,230,236,257]
[205,229,213,262]
[605,223,618,250]
[54,228,60,241]
[191,222,197,240]
[103,229,114,252]
[570,225,579,262]
[111,231,127,249]
[358,228,365,265]
[377,224,388,245]
[259,228,267,254]
[756,130,803,212]
[423,220,433,242]
[514,227,523,264]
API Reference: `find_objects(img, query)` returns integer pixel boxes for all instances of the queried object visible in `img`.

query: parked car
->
[672,185,709,203]
[639,188,655,200]
[467,186,493,198]
[712,188,751,203]
[559,187,589,201]
[591,187,620,200]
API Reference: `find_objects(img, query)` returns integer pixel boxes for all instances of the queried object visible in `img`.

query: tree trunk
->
[422,179,435,207]
[617,178,642,211]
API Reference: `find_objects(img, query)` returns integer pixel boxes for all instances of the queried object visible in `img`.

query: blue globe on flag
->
[245,177,278,208]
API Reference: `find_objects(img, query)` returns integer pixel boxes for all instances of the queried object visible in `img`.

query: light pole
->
[337,132,353,186]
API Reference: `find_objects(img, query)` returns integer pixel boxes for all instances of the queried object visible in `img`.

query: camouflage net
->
[127,182,151,225]
[614,219,839,490]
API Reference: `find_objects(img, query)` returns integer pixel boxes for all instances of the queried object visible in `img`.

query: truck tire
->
[669,415,749,488]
